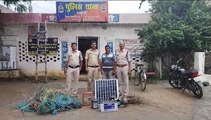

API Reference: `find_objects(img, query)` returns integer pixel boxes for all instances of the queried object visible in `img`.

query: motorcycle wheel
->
[191,81,203,99]
[169,77,183,89]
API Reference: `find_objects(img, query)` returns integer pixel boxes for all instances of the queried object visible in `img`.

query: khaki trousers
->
[87,67,98,92]
[116,66,129,98]
[66,67,80,94]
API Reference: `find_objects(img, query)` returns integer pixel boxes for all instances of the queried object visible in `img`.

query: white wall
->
[194,52,205,75]
[0,4,15,13]
[4,23,144,76]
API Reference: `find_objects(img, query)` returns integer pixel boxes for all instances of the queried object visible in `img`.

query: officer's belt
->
[88,65,99,68]
[117,64,127,67]
[69,65,80,68]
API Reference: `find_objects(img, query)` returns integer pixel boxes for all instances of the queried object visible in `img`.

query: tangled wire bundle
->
[38,98,56,115]
[14,83,81,115]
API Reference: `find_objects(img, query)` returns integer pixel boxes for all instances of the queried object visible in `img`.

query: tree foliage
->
[3,0,31,13]
[139,0,211,69]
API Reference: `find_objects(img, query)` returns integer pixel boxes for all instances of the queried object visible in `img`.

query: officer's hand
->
[112,70,116,75]
[64,69,67,76]
[86,67,89,72]
[128,68,131,74]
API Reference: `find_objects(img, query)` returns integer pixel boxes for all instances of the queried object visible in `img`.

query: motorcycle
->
[169,58,203,98]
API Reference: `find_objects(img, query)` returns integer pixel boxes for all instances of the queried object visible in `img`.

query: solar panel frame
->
[95,79,119,103]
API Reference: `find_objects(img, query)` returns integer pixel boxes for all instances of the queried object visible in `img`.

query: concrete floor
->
[0,75,211,120]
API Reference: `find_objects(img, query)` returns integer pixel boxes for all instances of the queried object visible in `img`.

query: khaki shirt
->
[115,49,131,65]
[85,49,100,66]
[66,50,83,67]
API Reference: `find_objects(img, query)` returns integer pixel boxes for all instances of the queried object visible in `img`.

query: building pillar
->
[194,52,205,75]
[155,57,162,79]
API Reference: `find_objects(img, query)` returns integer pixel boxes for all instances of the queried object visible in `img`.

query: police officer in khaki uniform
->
[85,41,100,92]
[64,42,83,95]
[115,41,131,102]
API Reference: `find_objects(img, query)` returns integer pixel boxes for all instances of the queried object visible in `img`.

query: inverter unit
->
[100,102,118,112]
[95,79,119,103]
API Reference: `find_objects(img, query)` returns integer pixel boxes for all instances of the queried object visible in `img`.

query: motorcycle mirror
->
[177,58,183,64]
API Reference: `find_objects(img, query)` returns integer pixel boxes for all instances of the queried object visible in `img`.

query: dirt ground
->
[0,80,199,120]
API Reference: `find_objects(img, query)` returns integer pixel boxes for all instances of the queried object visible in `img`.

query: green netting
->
[38,98,56,115]
[15,100,35,112]
[14,83,81,115]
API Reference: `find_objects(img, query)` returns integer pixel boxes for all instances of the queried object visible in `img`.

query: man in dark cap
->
[100,45,116,79]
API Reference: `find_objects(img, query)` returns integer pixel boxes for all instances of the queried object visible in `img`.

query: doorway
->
[78,36,99,74]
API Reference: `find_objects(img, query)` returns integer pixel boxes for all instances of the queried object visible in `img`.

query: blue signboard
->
[109,14,119,22]
[56,1,108,22]
[61,41,68,70]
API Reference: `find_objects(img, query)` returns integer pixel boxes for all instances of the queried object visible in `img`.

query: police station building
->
[0,1,151,77]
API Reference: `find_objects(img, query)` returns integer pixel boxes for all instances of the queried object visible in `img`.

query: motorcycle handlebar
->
[176,58,183,65]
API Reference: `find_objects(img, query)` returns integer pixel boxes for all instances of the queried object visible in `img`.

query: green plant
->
[139,0,211,75]
[3,0,31,13]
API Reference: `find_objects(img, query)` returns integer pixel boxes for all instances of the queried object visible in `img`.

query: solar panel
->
[95,79,119,103]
